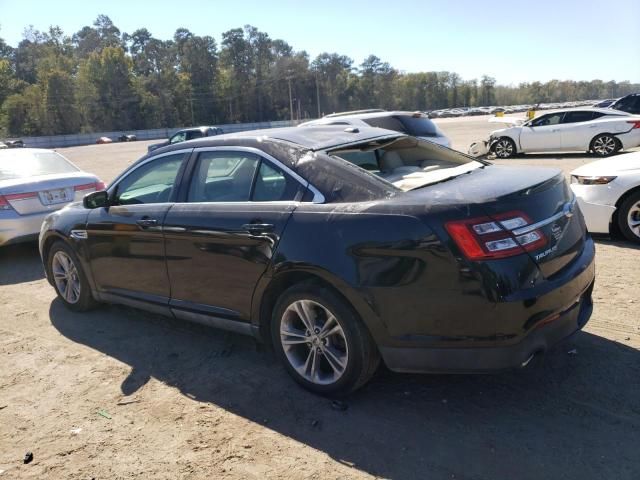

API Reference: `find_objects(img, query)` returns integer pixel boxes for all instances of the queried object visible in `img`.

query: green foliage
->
[1,17,638,137]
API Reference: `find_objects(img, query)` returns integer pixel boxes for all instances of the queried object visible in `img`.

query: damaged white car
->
[470,108,640,158]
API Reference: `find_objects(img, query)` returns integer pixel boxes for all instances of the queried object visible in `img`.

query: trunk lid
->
[0,172,99,215]
[404,165,586,277]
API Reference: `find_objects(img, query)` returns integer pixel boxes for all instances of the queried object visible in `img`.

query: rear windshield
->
[331,137,483,191]
[0,151,78,181]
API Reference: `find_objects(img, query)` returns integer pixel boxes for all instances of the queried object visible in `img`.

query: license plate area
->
[39,187,73,205]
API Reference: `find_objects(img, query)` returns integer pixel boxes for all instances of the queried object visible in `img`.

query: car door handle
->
[242,223,274,234]
[136,218,158,228]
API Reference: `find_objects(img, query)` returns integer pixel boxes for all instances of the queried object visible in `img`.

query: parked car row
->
[0,139,26,148]
[483,108,640,158]
[428,93,640,119]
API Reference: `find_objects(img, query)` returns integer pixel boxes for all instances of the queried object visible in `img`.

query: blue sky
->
[0,0,638,84]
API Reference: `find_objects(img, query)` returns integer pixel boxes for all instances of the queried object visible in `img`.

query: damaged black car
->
[39,125,595,395]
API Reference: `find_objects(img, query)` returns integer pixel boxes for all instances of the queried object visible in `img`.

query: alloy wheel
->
[593,135,616,156]
[626,201,640,239]
[494,139,514,158]
[279,299,349,385]
[52,251,81,304]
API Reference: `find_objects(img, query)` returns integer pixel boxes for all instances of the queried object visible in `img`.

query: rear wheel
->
[492,137,516,158]
[617,191,640,244]
[591,134,619,157]
[48,241,96,311]
[271,284,380,396]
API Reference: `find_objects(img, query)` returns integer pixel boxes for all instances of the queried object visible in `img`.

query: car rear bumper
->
[0,210,49,246]
[574,197,615,233]
[617,129,640,150]
[379,237,596,373]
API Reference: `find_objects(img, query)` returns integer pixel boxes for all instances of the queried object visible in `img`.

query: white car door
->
[519,112,565,152]
[560,111,600,150]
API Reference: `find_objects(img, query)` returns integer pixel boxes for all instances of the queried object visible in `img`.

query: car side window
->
[532,113,564,127]
[363,116,407,133]
[562,111,595,123]
[186,130,205,141]
[188,152,259,202]
[170,132,186,144]
[114,154,184,205]
[252,161,303,202]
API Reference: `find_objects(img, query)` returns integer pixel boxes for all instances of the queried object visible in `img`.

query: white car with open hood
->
[485,108,640,158]
[0,148,105,246]
[570,151,640,243]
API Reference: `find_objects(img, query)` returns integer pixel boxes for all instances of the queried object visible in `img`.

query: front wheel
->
[48,241,96,311]
[617,191,640,244]
[271,284,380,396]
[492,137,517,158]
[591,134,619,157]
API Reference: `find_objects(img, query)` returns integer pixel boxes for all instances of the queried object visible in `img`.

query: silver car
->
[0,148,104,246]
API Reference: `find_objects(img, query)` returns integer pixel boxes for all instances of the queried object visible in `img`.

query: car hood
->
[571,152,640,176]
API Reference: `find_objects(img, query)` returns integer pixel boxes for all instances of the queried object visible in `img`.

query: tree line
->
[0,15,638,137]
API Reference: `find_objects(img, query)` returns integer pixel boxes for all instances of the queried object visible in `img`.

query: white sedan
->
[570,151,640,243]
[487,108,640,158]
[1,148,105,247]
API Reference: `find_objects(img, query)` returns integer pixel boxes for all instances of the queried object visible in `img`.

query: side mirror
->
[83,190,110,209]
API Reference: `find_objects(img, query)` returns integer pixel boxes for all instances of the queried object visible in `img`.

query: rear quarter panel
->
[267,202,503,347]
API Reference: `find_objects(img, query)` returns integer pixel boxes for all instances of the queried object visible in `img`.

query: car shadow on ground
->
[592,234,640,251]
[49,299,639,480]
[0,242,45,285]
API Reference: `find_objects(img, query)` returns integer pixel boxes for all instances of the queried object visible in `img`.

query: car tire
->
[617,191,640,244]
[48,241,96,311]
[492,137,517,158]
[271,283,380,396]
[590,134,620,157]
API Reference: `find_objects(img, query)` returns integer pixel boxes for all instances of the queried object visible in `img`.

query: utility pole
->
[189,97,195,126]
[297,98,301,121]
[315,71,321,118]
[288,78,294,122]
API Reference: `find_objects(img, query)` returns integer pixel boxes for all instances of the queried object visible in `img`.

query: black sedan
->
[39,126,595,395]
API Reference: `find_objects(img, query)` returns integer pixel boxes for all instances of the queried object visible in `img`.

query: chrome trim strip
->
[193,146,325,204]
[512,198,577,236]
[70,229,88,240]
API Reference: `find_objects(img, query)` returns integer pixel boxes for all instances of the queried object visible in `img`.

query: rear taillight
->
[0,192,37,210]
[445,211,547,260]
[0,195,12,210]
[627,120,640,130]
[74,181,106,192]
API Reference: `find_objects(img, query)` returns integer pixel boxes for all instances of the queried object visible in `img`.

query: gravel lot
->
[1,117,638,479]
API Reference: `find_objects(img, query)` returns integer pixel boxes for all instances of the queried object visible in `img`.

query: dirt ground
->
[1,117,639,479]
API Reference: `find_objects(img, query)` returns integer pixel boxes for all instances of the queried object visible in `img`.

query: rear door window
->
[562,111,595,123]
[252,161,303,202]
[188,152,259,202]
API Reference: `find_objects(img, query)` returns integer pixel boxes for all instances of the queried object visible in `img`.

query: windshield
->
[0,151,78,181]
[331,137,484,191]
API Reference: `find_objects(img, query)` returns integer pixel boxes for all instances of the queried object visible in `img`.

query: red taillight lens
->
[0,195,12,210]
[627,120,640,130]
[445,211,547,260]
[0,192,37,210]
[74,181,106,192]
